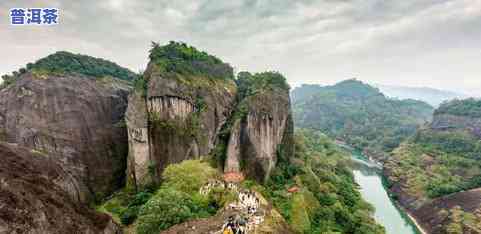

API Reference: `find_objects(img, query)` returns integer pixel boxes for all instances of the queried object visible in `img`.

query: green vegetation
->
[135,160,232,234]
[236,71,290,99]
[247,129,385,233]
[384,98,481,233]
[2,51,137,84]
[386,129,481,199]
[161,160,218,194]
[96,188,155,226]
[443,206,481,234]
[149,41,233,80]
[136,188,208,234]
[435,98,481,117]
[98,160,230,233]
[293,79,433,160]
[1,51,138,90]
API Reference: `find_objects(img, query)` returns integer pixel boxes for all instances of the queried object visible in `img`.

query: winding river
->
[350,151,420,234]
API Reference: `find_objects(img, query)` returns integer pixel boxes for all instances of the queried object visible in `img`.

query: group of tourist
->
[221,190,264,234]
[199,180,238,195]
[222,215,247,234]
[239,190,259,215]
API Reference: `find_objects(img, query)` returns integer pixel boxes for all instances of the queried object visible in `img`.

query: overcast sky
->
[1,0,480,95]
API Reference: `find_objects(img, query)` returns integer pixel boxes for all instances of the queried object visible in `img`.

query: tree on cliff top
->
[149,41,234,80]
[236,71,290,99]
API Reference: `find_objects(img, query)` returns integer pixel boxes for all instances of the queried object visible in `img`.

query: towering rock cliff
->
[0,52,135,202]
[126,42,294,187]
[223,72,293,182]
[0,142,121,234]
[125,90,152,188]
[126,42,237,188]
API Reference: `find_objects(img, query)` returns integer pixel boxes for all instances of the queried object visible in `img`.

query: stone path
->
[198,180,265,234]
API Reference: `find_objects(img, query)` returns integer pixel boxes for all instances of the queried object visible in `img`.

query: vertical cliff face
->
[0,73,131,202]
[125,43,294,187]
[125,90,151,188]
[0,143,121,234]
[224,72,294,182]
[146,71,236,173]
[125,42,237,187]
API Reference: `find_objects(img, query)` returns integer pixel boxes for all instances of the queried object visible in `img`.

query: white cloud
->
[0,0,480,94]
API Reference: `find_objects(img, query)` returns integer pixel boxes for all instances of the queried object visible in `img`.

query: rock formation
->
[0,142,121,234]
[146,67,236,176]
[126,42,294,187]
[126,42,237,188]
[125,90,152,189]
[0,73,131,202]
[224,82,294,182]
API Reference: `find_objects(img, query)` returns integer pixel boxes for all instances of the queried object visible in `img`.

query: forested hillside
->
[385,98,481,234]
[254,129,385,234]
[292,79,434,160]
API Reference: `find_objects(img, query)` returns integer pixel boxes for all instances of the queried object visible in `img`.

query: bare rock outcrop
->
[0,73,131,202]
[224,73,294,182]
[0,142,121,234]
[125,90,152,189]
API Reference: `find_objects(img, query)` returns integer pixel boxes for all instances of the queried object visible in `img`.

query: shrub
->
[290,193,311,233]
[136,188,200,234]
[120,206,139,225]
[162,160,218,194]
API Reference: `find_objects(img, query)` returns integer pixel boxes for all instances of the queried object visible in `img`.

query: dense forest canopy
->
[149,41,234,80]
[257,129,385,233]
[292,79,434,159]
[435,98,481,117]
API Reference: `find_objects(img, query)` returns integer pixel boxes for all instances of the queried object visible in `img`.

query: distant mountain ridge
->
[292,79,434,161]
[374,84,467,107]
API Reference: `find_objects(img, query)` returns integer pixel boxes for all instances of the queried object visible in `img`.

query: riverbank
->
[405,211,428,234]
[350,149,423,234]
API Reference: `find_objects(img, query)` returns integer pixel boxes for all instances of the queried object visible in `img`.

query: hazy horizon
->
[1,0,480,96]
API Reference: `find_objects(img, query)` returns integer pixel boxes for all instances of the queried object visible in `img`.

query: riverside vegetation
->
[292,80,481,234]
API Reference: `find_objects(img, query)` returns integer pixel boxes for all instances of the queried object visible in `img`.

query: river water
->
[350,151,419,234]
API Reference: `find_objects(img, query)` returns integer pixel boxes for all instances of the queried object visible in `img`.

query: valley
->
[0,41,480,234]
[351,150,420,234]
